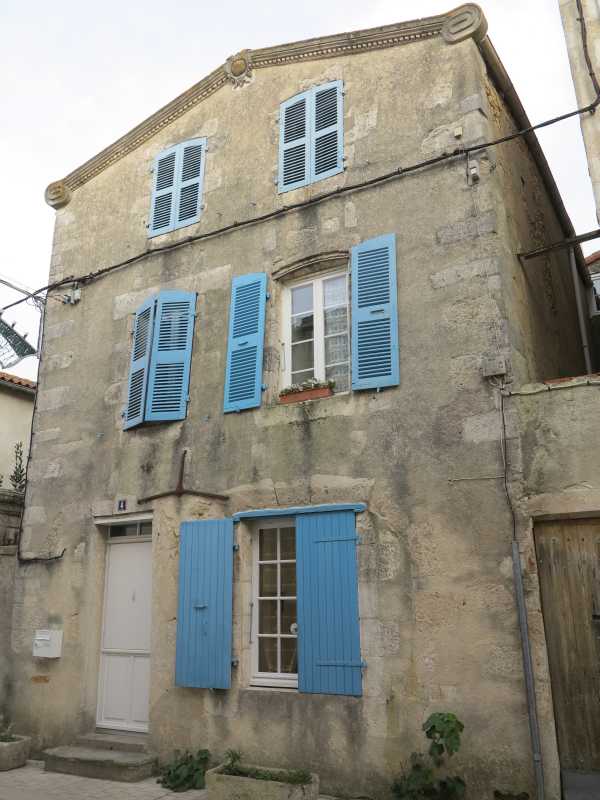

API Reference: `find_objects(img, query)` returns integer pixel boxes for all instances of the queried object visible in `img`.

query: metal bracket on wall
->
[137,449,229,504]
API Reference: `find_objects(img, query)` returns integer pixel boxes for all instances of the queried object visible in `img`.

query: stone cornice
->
[47,7,488,203]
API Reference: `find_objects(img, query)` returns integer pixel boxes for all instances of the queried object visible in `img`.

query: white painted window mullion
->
[313,278,325,381]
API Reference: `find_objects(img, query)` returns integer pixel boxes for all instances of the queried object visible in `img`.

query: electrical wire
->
[3,71,600,315]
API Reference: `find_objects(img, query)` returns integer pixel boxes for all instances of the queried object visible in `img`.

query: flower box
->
[206,762,319,800]
[279,386,333,404]
[0,736,31,771]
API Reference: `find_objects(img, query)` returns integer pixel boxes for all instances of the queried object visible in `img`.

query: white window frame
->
[250,518,298,689]
[280,269,350,391]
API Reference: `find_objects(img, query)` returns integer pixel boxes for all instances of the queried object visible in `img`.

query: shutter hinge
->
[231,658,239,667]
[186,395,190,403]
[273,177,278,185]
[233,543,240,551]
[266,292,271,300]
[361,660,367,669]
[261,384,267,392]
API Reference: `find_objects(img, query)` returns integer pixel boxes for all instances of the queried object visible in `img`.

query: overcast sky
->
[1,0,597,380]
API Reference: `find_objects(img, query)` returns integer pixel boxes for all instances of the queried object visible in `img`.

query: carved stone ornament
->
[224,50,253,87]
[441,4,488,45]
[44,181,71,209]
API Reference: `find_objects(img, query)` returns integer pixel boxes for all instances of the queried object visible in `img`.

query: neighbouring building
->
[4,4,600,798]
[0,371,35,488]
[559,0,600,223]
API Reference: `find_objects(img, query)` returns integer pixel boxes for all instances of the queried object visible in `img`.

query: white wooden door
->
[97,540,152,731]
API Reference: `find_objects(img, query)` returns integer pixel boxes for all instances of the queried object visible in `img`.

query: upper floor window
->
[148,138,206,237]
[123,290,197,429]
[278,80,343,194]
[282,272,350,393]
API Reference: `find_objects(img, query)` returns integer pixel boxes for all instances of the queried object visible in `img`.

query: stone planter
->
[206,763,319,800]
[279,387,333,404]
[0,736,31,771]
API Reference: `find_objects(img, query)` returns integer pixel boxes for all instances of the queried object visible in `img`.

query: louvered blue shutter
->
[351,233,399,391]
[223,273,267,413]
[175,519,234,689]
[149,147,178,237]
[124,296,156,430]
[278,91,310,193]
[174,138,206,230]
[297,510,363,696]
[145,290,196,422]
[311,80,343,182]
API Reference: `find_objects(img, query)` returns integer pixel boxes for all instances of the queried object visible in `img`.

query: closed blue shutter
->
[145,290,196,422]
[278,91,310,193]
[351,233,399,391]
[175,519,234,689]
[123,296,156,430]
[311,80,343,182]
[297,510,363,696]
[223,273,267,413]
[174,138,206,231]
[149,147,178,237]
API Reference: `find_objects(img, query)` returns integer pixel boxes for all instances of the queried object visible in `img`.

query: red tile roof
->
[585,250,600,265]
[0,371,37,392]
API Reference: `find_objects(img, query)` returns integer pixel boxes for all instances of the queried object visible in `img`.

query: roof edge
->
[44,4,485,207]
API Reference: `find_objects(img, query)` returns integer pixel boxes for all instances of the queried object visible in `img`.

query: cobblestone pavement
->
[0,762,207,800]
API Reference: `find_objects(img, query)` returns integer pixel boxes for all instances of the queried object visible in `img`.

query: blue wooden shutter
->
[223,273,267,413]
[123,295,156,430]
[149,146,178,237]
[311,80,343,182]
[174,138,206,230]
[351,233,399,390]
[297,510,362,696]
[278,91,310,193]
[145,290,196,422]
[175,519,234,689]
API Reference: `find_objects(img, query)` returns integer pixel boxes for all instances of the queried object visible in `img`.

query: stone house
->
[0,371,35,487]
[4,4,600,798]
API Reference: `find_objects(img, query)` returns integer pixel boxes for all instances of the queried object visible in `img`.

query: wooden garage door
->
[536,519,600,771]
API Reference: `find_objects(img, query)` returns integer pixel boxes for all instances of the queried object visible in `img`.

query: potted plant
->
[206,750,319,800]
[279,379,335,404]
[0,716,31,771]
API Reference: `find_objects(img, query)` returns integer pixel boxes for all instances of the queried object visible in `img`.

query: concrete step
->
[43,745,156,782]
[77,731,150,753]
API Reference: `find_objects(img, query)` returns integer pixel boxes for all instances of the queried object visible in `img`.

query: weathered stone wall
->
[0,491,21,721]
[8,25,583,799]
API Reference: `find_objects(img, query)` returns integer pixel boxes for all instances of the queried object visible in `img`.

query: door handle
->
[194,603,208,610]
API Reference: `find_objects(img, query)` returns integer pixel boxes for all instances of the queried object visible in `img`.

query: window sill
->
[278,387,334,404]
[244,684,298,693]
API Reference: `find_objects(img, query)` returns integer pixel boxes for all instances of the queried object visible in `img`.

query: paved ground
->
[0,762,207,800]
[0,762,338,800]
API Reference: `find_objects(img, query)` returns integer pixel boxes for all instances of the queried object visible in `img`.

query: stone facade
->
[5,7,596,799]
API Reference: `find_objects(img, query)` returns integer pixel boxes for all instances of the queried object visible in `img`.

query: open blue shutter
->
[297,510,362,696]
[145,290,196,422]
[174,138,206,230]
[278,91,310,193]
[124,296,156,429]
[223,273,267,413]
[311,80,343,182]
[351,233,399,391]
[175,519,234,689]
[149,146,178,237]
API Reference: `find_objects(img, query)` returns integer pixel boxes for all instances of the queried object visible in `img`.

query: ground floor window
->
[251,520,298,687]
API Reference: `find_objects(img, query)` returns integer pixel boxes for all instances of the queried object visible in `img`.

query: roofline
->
[0,373,36,397]
[43,3,584,279]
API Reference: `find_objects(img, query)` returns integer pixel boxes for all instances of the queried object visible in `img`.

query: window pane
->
[259,530,277,561]
[280,563,296,597]
[280,528,296,560]
[280,599,296,633]
[259,564,277,596]
[259,637,278,672]
[326,363,350,393]
[324,306,347,336]
[291,312,314,343]
[323,275,347,307]
[325,334,349,366]
[139,522,152,537]
[259,600,278,634]
[291,368,314,383]
[291,284,313,315]
[291,341,314,373]
[281,638,298,674]
[109,526,127,538]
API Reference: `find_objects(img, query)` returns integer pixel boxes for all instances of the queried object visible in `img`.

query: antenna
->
[0,275,40,369]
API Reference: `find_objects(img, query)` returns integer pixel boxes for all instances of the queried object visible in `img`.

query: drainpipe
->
[570,246,593,374]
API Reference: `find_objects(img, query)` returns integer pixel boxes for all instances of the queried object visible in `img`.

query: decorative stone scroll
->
[441,4,488,44]
[44,181,71,209]
[224,50,253,87]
